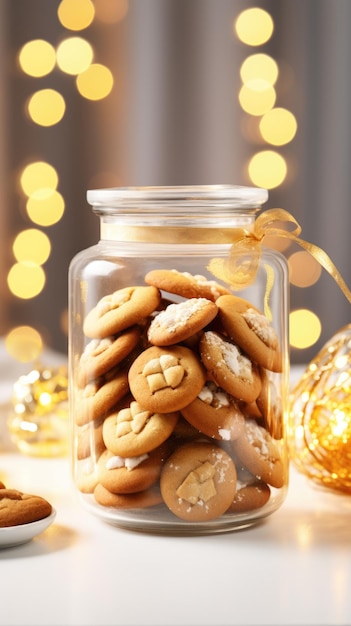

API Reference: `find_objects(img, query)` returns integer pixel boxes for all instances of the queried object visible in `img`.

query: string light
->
[289,325,351,493]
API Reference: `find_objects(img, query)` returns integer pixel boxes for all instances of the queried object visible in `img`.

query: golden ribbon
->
[208,208,351,304]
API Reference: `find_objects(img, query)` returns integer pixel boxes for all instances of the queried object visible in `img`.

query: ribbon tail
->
[287,234,351,305]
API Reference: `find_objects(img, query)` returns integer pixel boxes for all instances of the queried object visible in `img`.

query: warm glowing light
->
[76,63,114,100]
[94,0,129,23]
[238,82,276,116]
[260,107,297,146]
[7,263,46,299]
[57,0,95,31]
[27,89,66,126]
[5,326,43,363]
[248,150,287,189]
[56,37,94,75]
[20,162,58,197]
[13,229,51,265]
[289,309,322,349]
[288,251,322,287]
[26,189,65,226]
[18,39,56,77]
[240,53,278,86]
[234,8,274,46]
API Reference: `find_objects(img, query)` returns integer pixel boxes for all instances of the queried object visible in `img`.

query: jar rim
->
[87,184,268,210]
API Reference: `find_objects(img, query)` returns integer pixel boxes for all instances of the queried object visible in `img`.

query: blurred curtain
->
[1,0,351,365]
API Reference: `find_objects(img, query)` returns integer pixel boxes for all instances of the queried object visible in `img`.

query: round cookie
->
[231,418,285,489]
[94,482,163,509]
[256,368,283,439]
[0,489,52,527]
[147,298,218,346]
[83,285,161,339]
[97,446,165,494]
[181,381,245,441]
[102,400,179,457]
[216,295,282,372]
[160,442,237,521]
[199,331,261,403]
[145,269,231,302]
[128,345,207,413]
[74,368,129,427]
[77,326,141,387]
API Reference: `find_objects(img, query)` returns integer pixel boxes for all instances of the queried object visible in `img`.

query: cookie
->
[75,368,129,427]
[83,286,161,338]
[160,442,237,521]
[147,298,218,346]
[231,418,285,488]
[94,482,163,509]
[181,381,245,441]
[199,331,261,403]
[128,345,207,413]
[256,368,283,439]
[102,400,179,457]
[0,489,52,527]
[77,326,141,387]
[76,459,98,494]
[145,269,231,301]
[97,445,166,494]
[216,295,282,372]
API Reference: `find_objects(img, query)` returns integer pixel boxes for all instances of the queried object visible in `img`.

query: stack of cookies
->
[73,269,286,524]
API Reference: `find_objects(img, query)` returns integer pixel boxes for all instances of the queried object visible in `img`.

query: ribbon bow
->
[208,208,351,304]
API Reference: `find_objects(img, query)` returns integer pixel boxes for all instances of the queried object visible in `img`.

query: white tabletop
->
[1,354,351,626]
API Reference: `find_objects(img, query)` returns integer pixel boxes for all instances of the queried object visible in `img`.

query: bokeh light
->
[20,161,58,197]
[248,150,287,188]
[27,89,66,126]
[259,107,297,146]
[239,82,276,116]
[18,39,56,77]
[5,326,43,363]
[290,309,322,349]
[240,53,278,86]
[26,189,65,226]
[57,0,95,31]
[76,63,114,100]
[7,263,46,299]
[234,8,274,46]
[288,250,322,287]
[13,229,51,265]
[56,37,94,75]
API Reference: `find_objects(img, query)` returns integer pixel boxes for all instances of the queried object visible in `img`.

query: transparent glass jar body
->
[69,185,290,534]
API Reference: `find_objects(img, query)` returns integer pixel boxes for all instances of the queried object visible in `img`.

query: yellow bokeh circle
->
[240,53,278,86]
[76,63,114,100]
[56,37,94,75]
[290,309,322,349]
[57,0,95,31]
[7,263,46,299]
[260,108,297,146]
[239,82,276,116]
[18,39,56,77]
[13,229,51,265]
[234,8,274,46]
[27,89,66,126]
[20,162,58,197]
[26,189,65,226]
[248,150,287,189]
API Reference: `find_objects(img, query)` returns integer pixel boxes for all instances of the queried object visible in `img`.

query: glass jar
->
[68,185,290,534]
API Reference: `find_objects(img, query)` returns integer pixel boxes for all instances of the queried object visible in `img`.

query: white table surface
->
[0,351,350,626]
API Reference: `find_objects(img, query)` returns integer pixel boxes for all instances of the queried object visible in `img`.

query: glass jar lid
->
[87,184,268,214]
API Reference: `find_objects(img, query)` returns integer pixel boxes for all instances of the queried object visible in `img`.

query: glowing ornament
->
[7,363,68,457]
[289,325,351,493]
